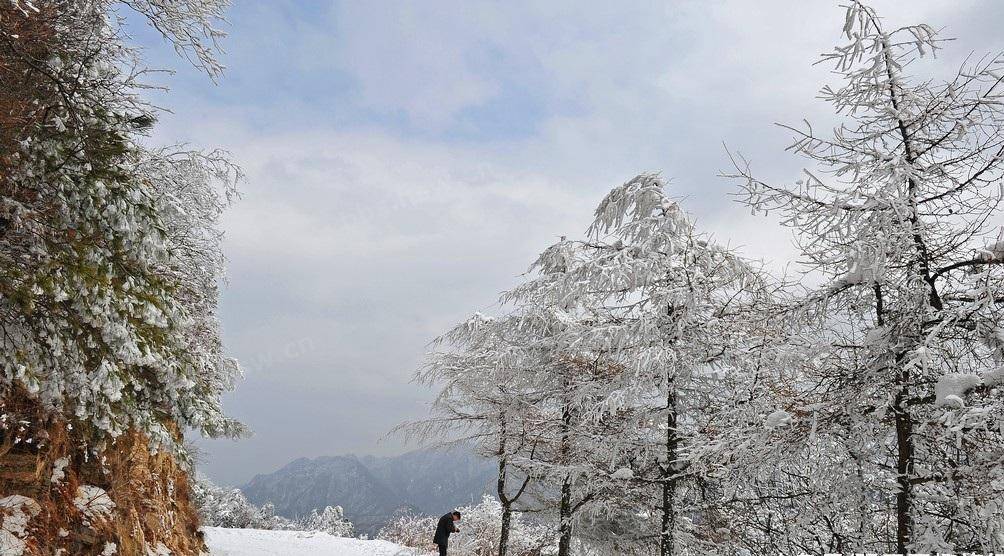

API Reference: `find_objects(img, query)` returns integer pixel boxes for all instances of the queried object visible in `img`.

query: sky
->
[126,0,1004,486]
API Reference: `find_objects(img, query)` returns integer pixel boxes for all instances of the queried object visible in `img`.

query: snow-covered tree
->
[1,1,240,551]
[378,496,555,556]
[416,246,641,556]
[503,175,771,556]
[193,478,287,530]
[690,313,850,555]
[525,349,628,556]
[497,244,630,556]
[376,512,438,550]
[418,174,773,555]
[0,0,242,455]
[194,477,356,536]
[727,1,1004,551]
[410,312,545,556]
[300,505,355,538]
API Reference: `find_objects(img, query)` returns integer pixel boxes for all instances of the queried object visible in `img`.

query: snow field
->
[203,527,429,556]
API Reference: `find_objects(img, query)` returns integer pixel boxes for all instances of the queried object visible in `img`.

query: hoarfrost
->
[765,410,793,429]
[935,373,982,407]
[611,468,634,480]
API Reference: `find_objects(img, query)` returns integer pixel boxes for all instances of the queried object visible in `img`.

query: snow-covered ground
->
[203,527,427,556]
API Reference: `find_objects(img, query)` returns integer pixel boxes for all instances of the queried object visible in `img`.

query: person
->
[432,510,461,556]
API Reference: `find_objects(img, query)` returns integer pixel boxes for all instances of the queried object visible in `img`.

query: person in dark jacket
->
[432,511,461,555]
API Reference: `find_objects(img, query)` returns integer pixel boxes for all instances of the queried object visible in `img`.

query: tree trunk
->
[893,367,914,554]
[660,385,678,556]
[557,394,574,556]
[500,501,513,556]
[879,32,928,551]
[877,282,916,553]
[497,449,512,556]
[558,475,574,556]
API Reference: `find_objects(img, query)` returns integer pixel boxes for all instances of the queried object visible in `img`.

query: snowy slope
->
[203,527,427,556]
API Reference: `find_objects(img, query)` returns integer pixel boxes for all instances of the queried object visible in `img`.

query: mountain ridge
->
[241,447,496,535]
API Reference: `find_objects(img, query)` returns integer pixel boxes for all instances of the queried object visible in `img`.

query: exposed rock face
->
[0,409,204,556]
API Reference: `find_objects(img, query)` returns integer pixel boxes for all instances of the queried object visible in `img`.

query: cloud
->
[184,124,594,483]
[329,3,503,130]
[137,0,1004,485]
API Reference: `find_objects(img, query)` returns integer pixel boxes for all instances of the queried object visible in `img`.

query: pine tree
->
[0,0,241,456]
[1,1,240,552]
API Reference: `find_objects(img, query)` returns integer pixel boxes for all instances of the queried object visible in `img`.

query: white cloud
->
[148,0,1004,485]
[326,3,503,129]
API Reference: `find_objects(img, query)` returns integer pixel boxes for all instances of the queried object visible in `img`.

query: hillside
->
[241,448,496,534]
[204,527,423,555]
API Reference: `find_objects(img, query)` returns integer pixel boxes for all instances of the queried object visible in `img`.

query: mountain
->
[241,448,496,535]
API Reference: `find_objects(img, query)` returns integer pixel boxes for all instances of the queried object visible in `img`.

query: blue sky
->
[126,0,1004,485]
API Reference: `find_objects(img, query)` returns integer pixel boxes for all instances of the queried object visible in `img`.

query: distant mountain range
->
[241,448,497,535]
